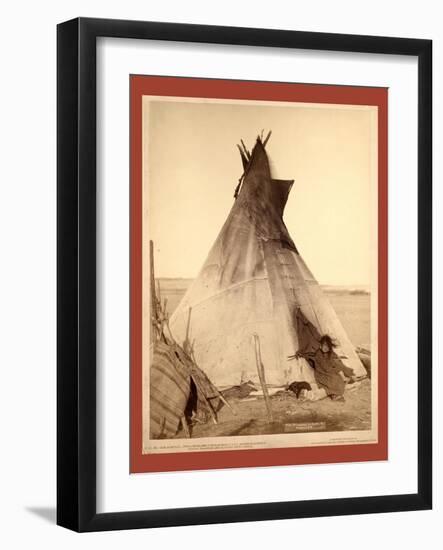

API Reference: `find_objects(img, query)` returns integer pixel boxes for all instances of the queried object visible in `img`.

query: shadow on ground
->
[26,507,56,524]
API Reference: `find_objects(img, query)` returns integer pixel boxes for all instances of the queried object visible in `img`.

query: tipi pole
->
[149,240,158,341]
[253,334,273,422]
[240,139,251,160]
[262,130,272,148]
[217,391,237,415]
[191,376,218,425]
[180,415,191,438]
[183,307,193,356]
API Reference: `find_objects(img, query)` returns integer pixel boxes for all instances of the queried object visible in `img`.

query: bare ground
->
[176,379,372,439]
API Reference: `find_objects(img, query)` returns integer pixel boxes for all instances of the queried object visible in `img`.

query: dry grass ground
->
[176,379,372,439]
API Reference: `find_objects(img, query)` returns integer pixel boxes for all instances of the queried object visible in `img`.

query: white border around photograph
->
[96,37,418,514]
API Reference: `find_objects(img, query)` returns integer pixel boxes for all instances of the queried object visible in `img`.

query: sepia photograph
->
[130,77,387,471]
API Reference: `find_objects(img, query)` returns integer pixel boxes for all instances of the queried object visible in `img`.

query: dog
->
[287,381,312,399]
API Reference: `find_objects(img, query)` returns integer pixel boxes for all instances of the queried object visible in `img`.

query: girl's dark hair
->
[320,334,337,350]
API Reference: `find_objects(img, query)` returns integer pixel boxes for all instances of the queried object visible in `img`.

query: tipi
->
[169,135,367,388]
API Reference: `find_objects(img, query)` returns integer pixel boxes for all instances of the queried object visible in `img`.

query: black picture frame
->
[57,17,432,532]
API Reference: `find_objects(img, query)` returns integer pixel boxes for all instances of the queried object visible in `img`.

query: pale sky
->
[143,97,377,286]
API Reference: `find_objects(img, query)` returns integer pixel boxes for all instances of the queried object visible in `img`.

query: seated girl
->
[288,335,355,401]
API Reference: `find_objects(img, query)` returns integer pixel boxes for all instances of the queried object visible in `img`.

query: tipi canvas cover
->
[169,137,367,388]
